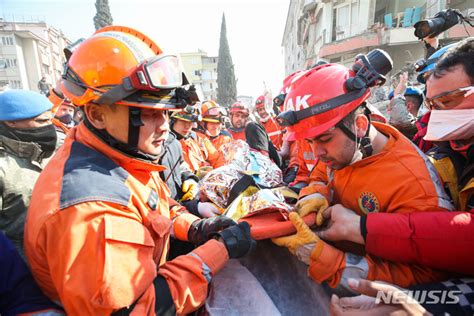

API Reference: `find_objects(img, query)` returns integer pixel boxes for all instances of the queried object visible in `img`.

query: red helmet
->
[255,95,266,109]
[230,101,249,116]
[280,64,371,141]
[273,70,306,109]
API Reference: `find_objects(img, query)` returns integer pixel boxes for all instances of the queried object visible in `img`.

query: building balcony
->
[318,29,382,58]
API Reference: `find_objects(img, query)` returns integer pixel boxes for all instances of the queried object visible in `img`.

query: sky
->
[0,0,290,99]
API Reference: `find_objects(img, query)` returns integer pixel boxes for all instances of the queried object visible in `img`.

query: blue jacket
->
[0,232,63,315]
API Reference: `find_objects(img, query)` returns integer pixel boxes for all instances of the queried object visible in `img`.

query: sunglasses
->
[256,99,265,105]
[425,86,474,110]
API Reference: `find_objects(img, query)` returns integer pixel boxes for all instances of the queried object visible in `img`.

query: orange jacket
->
[178,132,225,173]
[300,122,454,289]
[24,123,229,315]
[295,140,316,184]
[196,131,232,151]
[260,116,284,150]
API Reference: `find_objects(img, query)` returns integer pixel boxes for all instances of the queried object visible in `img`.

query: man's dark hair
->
[405,95,423,112]
[433,37,474,83]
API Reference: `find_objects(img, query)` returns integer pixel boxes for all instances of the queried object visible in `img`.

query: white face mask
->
[424,109,474,141]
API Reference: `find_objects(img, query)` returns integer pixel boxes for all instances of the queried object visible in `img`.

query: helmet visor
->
[145,54,183,89]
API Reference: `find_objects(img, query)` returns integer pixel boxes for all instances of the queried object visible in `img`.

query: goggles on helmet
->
[255,98,265,105]
[204,106,226,117]
[179,104,202,122]
[63,54,188,106]
[276,88,367,127]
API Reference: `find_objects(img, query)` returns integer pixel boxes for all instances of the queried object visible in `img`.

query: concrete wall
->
[22,38,42,91]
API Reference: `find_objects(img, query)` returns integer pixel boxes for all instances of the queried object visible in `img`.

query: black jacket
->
[159,133,200,215]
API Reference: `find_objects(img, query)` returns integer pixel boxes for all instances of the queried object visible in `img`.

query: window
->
[9,80,22,89]
[194,70,201,76]
[1,36,14,46]
[2,58,18,69]
[42,64,50,75]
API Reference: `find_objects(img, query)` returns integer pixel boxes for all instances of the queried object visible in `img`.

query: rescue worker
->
[196,100,232,150]
[159,132,222,218]
[228,101,249,141]
[317,37,474,276]
[0,89,57,257]
[48,87,75,146]
[286,139,316,191]
[413,42,458,152]
[170,104,225,174]
[255,95,284,150]
[272,51,454,291]
[24,26,255,315]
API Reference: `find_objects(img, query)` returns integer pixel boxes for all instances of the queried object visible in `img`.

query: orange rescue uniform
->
[24,123,229,315]
[300,122,454,289]
[177,131,225,173]
[196,131,233,151]
[260,116,284,150]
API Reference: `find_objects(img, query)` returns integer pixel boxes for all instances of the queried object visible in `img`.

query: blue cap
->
[0,89,53,121]
[404,86,423,97]
[388,90,394,100]
[416,42,458,84]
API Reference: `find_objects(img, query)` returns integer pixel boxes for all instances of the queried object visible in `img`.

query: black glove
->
[187,216,236,246]
[213,222,256,259]
[288,181,308,194]
[283,166,298,184]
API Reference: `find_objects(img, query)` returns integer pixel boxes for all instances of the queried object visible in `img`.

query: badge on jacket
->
[358,192,380,214]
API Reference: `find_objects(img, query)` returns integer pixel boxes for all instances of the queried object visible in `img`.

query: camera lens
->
[366,49,393,76]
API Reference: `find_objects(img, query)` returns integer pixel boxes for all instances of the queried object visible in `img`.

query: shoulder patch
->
[60,142,131,209]
[358,192,380,214]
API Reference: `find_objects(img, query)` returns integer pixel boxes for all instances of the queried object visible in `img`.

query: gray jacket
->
[389,96,418,140]
[0,135,48,257]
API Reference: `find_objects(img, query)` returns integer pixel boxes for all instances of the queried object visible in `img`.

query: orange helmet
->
[47,87,66,114]
[61,25,189,110]
[229,101,249,116]
[201,100,226,123]
[277,49,392,142]
[255,95,266,109]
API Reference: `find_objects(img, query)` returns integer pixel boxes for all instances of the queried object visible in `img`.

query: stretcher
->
[240,211,316,240]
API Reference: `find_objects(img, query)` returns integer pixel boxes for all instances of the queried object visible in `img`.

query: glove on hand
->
[188,215,236,246]
[181,179,199,201]
[213,222,256,259]
[272,212,319,264]
[295,193,329,226]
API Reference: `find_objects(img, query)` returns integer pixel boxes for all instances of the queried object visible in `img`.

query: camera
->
[414,9,461,39]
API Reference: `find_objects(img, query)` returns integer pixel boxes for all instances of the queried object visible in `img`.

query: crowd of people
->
[0,23,472,315]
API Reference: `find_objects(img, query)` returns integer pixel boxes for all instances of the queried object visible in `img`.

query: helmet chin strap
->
[336,106,373,158]
[128,107,144,150]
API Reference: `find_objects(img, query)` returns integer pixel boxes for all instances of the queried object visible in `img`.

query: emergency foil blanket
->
[200,140,283,212]
[225,188,293,221]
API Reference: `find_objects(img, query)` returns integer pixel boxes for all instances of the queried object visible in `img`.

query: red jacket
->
[365,210,474,276]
